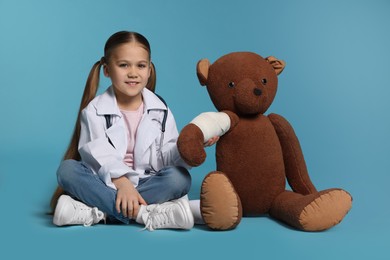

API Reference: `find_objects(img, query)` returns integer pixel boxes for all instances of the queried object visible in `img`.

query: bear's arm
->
[177,111,239,167]
[177,123,206,167]
[268,113,318,195]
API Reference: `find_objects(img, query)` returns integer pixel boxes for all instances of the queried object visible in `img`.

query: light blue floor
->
[0,148,387,260]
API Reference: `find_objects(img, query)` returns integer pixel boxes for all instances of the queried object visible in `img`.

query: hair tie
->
[100,57,106,66]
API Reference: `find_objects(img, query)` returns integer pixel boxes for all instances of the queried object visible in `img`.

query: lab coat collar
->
[94,86,167,116]
[95,86,121,116]
[143,87,168,112]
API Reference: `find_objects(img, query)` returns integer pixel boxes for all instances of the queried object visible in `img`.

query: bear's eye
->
[261,78,267,85]
[228,82,235,88]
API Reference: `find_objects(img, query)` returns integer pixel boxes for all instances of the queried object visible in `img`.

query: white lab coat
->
[78,86,188,189]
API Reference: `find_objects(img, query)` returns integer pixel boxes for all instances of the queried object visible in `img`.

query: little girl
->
[51,31,208,231]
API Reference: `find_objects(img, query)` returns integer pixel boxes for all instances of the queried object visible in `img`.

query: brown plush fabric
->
[216,115,286,215]
[268,113,317,195]
[177,124,206,167]
[177,52,352,231]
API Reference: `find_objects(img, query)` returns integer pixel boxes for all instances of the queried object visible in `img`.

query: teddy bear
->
[177,52,352,231]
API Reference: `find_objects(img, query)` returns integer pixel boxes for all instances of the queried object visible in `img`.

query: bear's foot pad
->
[201,172,242,230]
[299,189,352,231]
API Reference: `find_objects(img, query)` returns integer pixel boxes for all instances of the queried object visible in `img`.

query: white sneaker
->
[137,198,194,231]
[53,195,104,227]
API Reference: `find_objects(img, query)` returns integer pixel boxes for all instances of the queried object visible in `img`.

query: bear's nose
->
[253,88,262,96]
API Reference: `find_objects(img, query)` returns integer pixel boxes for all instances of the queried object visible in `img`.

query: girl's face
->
[104,42,151,109]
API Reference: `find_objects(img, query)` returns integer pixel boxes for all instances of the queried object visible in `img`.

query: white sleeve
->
[190,112,231,142]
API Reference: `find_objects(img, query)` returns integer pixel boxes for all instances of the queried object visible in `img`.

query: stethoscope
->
[146,94,168,174]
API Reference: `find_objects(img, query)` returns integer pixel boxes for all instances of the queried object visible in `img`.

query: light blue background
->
[0,0,389,259]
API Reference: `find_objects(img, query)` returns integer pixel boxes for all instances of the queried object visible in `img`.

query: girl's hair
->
[63,31,156,161]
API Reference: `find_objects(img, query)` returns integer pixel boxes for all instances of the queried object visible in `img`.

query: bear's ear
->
[197,59,210,86]
[265,56,286,76]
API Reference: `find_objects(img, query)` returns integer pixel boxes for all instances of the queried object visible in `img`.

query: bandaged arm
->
[190,112,231,142]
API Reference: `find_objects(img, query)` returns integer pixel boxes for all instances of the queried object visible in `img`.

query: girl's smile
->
[125,80,140,87]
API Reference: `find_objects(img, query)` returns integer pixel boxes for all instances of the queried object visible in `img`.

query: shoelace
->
[75,205,104,227]
[143,204,175,231]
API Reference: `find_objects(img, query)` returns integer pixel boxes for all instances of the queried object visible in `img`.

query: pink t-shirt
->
[121,102,144,169]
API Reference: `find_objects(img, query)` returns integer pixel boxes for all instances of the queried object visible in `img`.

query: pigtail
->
[146,62,156,93]
[63,60,102,160]
[50,60,103,211]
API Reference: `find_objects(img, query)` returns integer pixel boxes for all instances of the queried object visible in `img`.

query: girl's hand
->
[204,136,220,147]
[112,176,147,219]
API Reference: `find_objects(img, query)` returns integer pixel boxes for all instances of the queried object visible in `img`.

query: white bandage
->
[190,112,231,142]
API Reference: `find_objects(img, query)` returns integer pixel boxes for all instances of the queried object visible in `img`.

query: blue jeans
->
[57,159,191,224]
